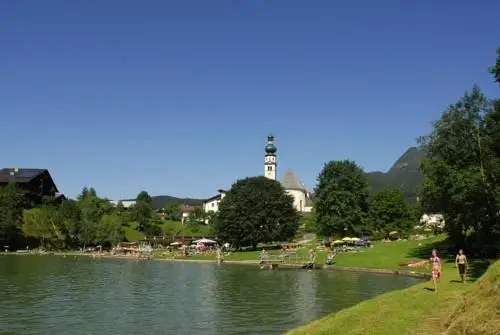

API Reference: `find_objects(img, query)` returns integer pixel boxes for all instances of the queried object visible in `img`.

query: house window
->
[267,166,272,171]
[211,202,215,207]
[300,200,303,211]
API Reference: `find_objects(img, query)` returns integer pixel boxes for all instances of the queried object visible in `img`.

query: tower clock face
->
[265,156,275,163]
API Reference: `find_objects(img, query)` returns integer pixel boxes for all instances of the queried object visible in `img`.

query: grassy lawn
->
[159,235,449,273]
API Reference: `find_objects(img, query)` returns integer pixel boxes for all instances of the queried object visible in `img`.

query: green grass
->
[159,235,447,273]
[332,235,447,270]
[124,224,145,242]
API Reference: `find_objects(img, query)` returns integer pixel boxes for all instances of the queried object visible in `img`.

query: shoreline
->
[1,252,430,279]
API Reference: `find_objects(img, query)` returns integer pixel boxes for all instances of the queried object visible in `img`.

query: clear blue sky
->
[1,0,499,200]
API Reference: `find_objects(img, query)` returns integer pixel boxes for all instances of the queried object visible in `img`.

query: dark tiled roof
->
[0,168,46,183]
[204,194,223,203]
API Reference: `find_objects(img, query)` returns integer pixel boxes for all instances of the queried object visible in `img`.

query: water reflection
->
[0,257,420,335]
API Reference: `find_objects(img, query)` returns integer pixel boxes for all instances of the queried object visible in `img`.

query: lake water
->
[0,256,419,335]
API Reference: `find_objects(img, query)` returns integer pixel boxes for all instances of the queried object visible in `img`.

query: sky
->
[1,0,499,200]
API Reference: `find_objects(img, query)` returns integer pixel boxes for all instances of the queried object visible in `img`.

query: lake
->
[0,256,419,335]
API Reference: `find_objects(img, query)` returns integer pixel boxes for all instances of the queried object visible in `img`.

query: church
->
[203,134,313,213]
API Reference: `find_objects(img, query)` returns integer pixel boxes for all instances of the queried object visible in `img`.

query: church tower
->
[264,134,277,180]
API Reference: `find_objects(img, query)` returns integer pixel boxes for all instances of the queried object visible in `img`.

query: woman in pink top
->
[429,249,442,293]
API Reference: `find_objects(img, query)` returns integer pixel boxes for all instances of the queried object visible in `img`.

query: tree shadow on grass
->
[406,238,452,260]
[466,259,493,281]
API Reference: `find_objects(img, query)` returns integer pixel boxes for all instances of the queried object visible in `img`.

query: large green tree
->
[131,191,153,232]
[418,85,500,252]
[215,176,300,248]
[314,160,370,237]
[76,187,113,248]
[368,188,412,236]
[0,183,25,248]
[95,213,124,246]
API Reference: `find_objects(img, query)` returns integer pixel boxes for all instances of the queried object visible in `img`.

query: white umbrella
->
[170,242,182,246]
[342,237,352,242]
[193,238,217,244]
[351,237,360,242]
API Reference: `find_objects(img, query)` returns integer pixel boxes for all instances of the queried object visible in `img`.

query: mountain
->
[365,147,426,203]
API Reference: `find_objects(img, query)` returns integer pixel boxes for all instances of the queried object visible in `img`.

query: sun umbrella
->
[193,238,217,244]
[170,242,182,246]
[332,240,345,244]
[351,237,360,242]
[342,237,352,242]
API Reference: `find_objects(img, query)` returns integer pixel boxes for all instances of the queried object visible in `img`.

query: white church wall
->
[286,189,307,212]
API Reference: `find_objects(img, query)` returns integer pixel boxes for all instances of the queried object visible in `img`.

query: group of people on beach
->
[429,248,468,293]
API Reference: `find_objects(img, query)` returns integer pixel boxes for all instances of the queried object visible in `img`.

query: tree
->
[187,206,206,225]
[0,183,25,248]
[301,209,317,234]
[58,199,82,247]
[314,160,370,238]
[418,85,500,252]
[95,214,124,247]
[368,188,412,236]
[131,191,153,232]
[76,187,112,248]
[162,201,182,221]
[22,207,56,249]
[488,47,500,85]
[215,176,300,248]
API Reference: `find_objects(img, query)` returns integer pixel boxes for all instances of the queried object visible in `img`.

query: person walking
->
[216,246,224,267]
[455,249,468,283]
[429,249,441,293]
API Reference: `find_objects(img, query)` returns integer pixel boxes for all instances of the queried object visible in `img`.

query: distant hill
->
[365,147,426,203]
[150,195,204,209]
[122,195,205,210]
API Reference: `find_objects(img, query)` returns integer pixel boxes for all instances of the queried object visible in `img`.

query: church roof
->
[281,169,307,191]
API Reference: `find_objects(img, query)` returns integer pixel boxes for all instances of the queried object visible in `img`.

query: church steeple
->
[264,133,277,180]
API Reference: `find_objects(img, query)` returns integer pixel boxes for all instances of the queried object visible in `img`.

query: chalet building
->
[0,168,63,205]
[202,189,226,213]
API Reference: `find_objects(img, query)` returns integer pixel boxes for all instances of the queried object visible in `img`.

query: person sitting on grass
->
[326,249,336,265]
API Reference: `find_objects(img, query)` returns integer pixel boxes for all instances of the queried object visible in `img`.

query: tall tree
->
[0,183,25,249]
[76,187,111,248]
[132,191,153,231]
[314,160,370,237]
[418,86,500,251]
[368,188,412,236]
[215,176,300,249]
